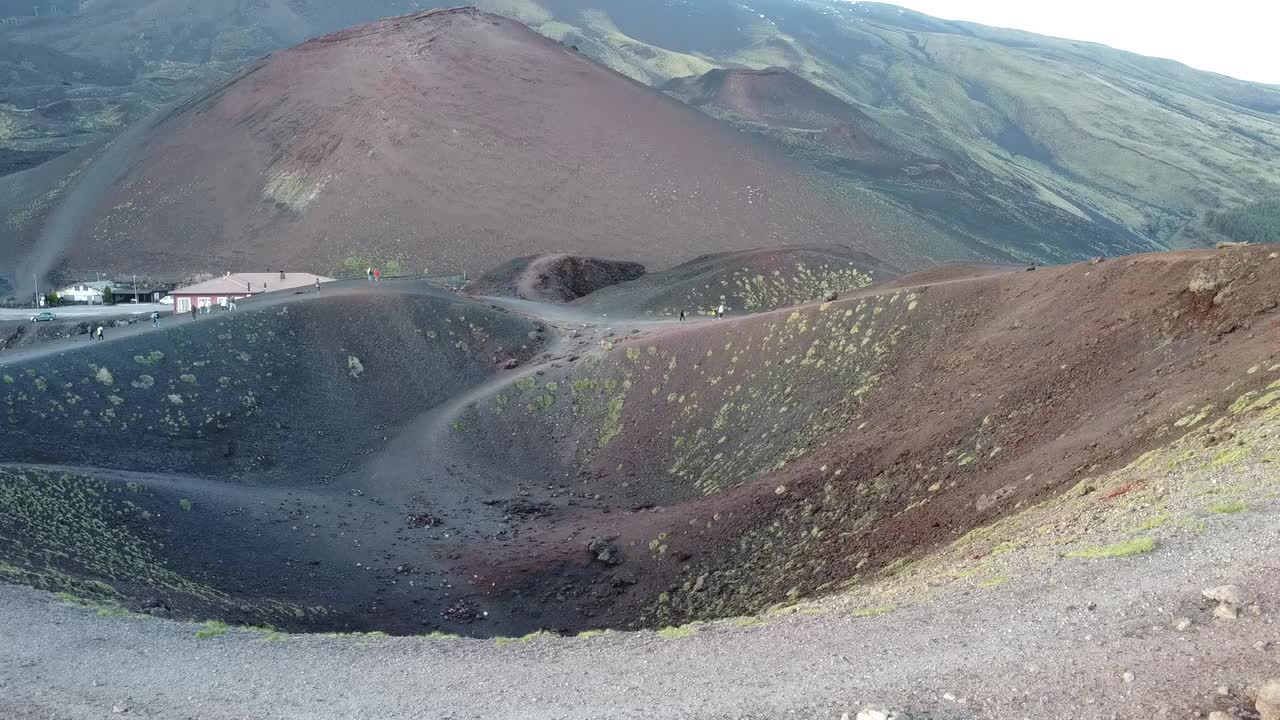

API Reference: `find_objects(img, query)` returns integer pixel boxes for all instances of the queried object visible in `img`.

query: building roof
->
[57,280,113,292]
[173,272,336,296]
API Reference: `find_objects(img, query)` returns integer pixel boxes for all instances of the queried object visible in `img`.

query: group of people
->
[677,303,728,321]
[366,267,382,282]
[188,299,236,320]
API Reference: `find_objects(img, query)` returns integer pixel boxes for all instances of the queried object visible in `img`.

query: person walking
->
[366,267,374,283]
[679,310,686,322]
[315,278,321,293]
[151,311,159,327]
[373,268,381,282]
[229,298,237,311]
[191,306,198,321]
[95,325,104,341]
[716,302,726,320]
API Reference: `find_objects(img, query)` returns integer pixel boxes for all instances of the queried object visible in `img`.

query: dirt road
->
[2,484,1276,719]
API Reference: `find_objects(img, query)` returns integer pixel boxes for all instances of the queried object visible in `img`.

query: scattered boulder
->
[406,511,440,529]
[1204,585,1242,606]
[1204,584,1244,620]
[1214,604,1240,621]
[440,601,482,624]
[1257,679,1280,720]
[1208,711,1234,720]
[587,537,623,566]
[1174,617,1193,631]
[825,291,839,302]
[849,708,908,720]
[141,598,172,619]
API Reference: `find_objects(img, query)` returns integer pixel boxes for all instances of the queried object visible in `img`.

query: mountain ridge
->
[6,6,980,292]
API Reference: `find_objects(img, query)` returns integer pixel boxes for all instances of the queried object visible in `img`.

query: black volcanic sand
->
[0,280,559,635]
[572,245,903,316]
[468,253,647,303]
[3,249,1280,638]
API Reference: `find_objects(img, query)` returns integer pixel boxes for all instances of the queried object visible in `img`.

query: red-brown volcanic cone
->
[51,8,903,279]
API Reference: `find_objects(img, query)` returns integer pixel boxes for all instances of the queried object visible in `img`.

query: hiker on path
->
[679,310,686,322]
[151,311,159,327]
[95,326,104,341]
[315,278,321,293]
[373,268,381,282]
[191,306,198,321]
[366,267,374,282]
[229,298,237,311]
[716,303,726,319]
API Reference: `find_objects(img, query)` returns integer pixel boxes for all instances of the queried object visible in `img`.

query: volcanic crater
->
[2,246,1279,638]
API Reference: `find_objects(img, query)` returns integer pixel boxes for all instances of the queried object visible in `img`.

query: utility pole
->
[134,274,138,304]
[33,273,38,308]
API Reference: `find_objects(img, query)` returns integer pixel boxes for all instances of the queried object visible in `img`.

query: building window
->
[177,297,191,313]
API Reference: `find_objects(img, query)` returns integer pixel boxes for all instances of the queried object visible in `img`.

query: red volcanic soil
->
[35,8,909,282]
[449,247,1280,630]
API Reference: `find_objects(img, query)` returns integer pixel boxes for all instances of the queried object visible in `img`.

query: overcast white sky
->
[874,1,1280,85]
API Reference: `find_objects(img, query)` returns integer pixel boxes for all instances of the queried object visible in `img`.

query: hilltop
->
[4,8,966,295]
[6,1,1280,281]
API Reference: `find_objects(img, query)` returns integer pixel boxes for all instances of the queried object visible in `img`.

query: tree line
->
[1206,198,1280,244]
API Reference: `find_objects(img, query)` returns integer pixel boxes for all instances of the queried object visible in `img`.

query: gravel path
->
[3,487,1276,719]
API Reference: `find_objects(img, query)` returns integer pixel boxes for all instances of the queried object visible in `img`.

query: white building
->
[55,281,113,304]
[169,271,335,315]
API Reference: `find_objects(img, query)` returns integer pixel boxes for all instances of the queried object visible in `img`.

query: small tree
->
[102,286,114,305]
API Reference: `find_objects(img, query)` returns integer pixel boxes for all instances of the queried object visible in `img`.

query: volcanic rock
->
[1258,679,1280,720]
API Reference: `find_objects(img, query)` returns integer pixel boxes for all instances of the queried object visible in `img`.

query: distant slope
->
[661,67,858,131]
[0,0,425,158]
[518,0,1280,251]
[6,8,972,293]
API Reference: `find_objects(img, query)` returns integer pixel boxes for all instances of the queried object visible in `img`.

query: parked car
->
[30,312,57,322]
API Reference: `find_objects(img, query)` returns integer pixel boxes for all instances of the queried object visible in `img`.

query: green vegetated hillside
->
[1205,199,1280,244]
[511,0,1280,255]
